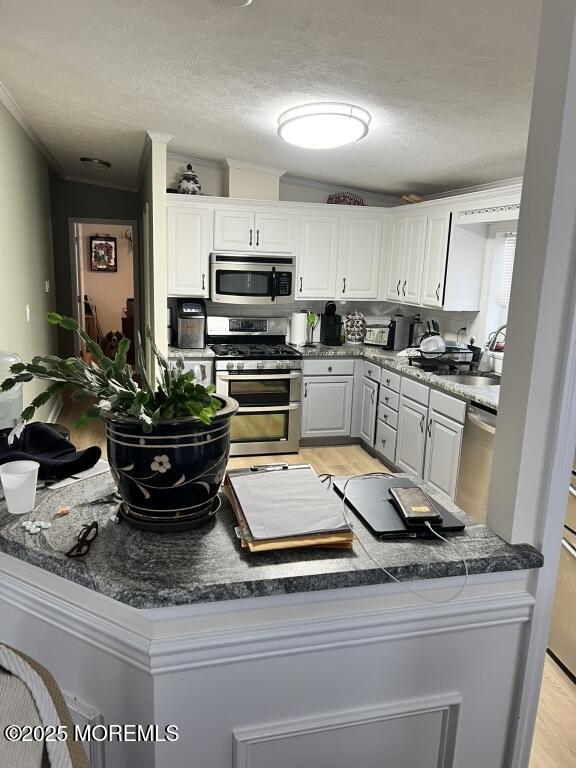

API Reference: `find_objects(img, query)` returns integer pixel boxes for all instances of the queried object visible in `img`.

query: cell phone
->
[388,487,443,527]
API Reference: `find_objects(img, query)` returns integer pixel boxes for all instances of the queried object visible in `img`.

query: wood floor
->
[57,402,576,767]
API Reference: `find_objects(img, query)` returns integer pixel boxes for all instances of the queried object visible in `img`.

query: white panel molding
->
[0,79,64,176]
[146,131,173,145]
[167,151,223,170]
[225,158,286,178]
[233,693,461,768]
[282,173,401,206]
[65,693,105,768]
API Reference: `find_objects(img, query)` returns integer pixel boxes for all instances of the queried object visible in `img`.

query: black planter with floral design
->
[104,396,238,531]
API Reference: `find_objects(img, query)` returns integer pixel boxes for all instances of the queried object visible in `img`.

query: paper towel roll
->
[290,311,308,346]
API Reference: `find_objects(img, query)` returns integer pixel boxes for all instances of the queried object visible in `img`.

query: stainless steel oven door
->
[228,404,301,456]
[215,371,301,405]
[210,256,294,305]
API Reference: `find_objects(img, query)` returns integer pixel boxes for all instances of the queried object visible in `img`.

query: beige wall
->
[0,103,57,419]
[80,223,133,334]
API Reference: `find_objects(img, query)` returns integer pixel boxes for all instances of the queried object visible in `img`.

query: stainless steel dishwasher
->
[455,405,497,524]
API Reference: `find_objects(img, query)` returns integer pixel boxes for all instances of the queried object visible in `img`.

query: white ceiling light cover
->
[277,103,372,149]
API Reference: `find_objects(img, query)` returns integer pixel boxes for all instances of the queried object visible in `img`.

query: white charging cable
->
[330,473,469,605]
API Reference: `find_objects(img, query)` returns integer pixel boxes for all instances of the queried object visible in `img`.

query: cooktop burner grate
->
[210,343,302,359]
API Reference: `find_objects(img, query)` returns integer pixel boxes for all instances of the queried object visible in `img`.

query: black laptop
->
[331,476,465,539]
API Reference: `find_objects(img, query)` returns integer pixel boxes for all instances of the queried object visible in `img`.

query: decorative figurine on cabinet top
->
[178,164,202,195]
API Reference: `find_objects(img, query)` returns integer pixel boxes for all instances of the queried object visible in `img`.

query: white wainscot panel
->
[234,695,460,768]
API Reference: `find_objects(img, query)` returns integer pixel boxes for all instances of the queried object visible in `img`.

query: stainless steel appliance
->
[207,316,302,456]
[455,405,497,524]
[364,322,395,349]
[176,299,206,349]
[210,253,295,305]
[548,458,576,680]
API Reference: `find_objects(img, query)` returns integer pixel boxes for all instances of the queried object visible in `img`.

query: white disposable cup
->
[0,461,40,515]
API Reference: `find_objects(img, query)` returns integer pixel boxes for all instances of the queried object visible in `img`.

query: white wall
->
[80,223,133,335]
[0,102,57,419]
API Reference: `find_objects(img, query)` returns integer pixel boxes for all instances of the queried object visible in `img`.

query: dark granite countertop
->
[0,472,542,610]
[294,343,499,411]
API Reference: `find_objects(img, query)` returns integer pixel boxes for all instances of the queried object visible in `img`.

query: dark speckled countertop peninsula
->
[0,471,542,610]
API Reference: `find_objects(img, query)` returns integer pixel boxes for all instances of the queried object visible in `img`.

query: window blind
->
[498,233,517,307]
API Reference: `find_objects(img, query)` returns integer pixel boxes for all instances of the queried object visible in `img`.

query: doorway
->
[69,218,140,363]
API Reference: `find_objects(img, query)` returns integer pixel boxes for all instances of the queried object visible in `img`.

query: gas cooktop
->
[210,343,302,360]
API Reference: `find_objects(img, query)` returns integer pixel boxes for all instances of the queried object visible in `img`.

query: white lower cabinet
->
[301,376,353,438]
[375,418,397,464]
[396,395,429,475]
[359,377,379,445]
[424,410,464,499]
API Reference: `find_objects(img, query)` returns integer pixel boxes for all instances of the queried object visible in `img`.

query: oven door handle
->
[216,372,302,381]
[235,404,301,413]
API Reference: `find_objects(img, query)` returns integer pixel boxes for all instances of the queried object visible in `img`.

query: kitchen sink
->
[435,374,500,387]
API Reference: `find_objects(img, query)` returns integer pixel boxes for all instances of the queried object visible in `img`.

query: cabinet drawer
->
[379,388,399,411]
[380,368,400,393]
[400,376,430,406]
[429,388,466,424]
[303,358,355,376]
[378,403,398,430]
[375,419,397,464]
[363,360,381,384]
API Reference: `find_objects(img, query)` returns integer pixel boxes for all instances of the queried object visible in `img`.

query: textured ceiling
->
[0,0,542,194]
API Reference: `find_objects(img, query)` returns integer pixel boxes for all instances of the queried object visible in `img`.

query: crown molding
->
[147,131,173,145]
[224,158,286,178]
[167,152,223,170]
[63,175,138,193]
[423,176,523,200]
[0,80,64,177]
[281,174,401,205]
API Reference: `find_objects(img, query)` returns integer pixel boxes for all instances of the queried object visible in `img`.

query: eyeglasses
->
[65,521,99,558]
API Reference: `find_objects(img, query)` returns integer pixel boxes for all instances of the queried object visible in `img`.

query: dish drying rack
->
[407,347,474,370]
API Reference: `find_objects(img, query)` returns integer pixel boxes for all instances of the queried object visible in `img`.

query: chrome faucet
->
[488,324,507,351]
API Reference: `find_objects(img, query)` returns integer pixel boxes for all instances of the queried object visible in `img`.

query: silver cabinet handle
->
[371,389,375,404]
[385,377,391,386]
[427,418,432,437]
[420,414,425,433]
[368,369,372,377]
[402,280,406,297]
[304,382,308,397]
[256,229,260,246]
[384,395,389,403]
[328,366,333,372]
[249,228,253,246]
[383,413,388,421]
[342,277,346,293]
[299,276,303,293]
[202,273,206,291]
[436,282,441,300]
[381,437,386,445]
[396,280,401,296]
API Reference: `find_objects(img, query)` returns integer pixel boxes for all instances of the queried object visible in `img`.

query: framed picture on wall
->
[89,236,117,272]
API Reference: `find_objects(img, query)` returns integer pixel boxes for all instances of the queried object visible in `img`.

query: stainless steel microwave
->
[210,252,295,305]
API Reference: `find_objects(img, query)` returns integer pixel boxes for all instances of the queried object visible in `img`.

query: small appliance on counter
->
[320,302,343,346]
[364,322,395,349]
[176,299,206,349]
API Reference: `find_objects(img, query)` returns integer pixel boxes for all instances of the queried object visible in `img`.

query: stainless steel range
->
[207,317,302,456]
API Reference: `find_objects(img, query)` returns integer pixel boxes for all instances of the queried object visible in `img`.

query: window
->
[498,233,517,308]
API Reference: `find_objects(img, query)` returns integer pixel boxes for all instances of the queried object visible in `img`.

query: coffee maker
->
[320,301,343,346]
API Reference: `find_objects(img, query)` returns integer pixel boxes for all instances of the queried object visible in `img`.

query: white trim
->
[233,693,461,767]
[281,173,401,205]
[224,158,286,178]
[423,176,524,200]
[167,151,224,170]
[0,80,64,176]
[146,131,173,145]
[63,175,137,193]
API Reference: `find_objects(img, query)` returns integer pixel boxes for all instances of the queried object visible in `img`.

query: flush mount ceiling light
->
[277,102,371,149]
[217,0,253,6]
[80,157,111,168]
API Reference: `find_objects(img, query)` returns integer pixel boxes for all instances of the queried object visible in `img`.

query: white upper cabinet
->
[297,214,340,299]
[167,202,212,297]
[213,208,294,253]
[338,217,382,300]
[403,215,427,304]
[385,217,407,301]
[253,211,294,253]
[420,211,451,308]
[213,209,254,251]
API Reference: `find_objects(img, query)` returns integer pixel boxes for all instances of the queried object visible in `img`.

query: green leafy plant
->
[0,313,221,434]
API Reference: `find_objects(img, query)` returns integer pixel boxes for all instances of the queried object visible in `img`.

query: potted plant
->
[0,313,238,531]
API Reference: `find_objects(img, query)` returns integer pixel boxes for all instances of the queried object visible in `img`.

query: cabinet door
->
[254,211,294,253]
[421,211,451,307]
[213,209,254,251]
[385,217,407,301]
[338,217,382,299]
[297,215,339,299]
[396,395,428,477]
[375,419,397,464]
[167,204,212,297]
[301,376,353,438]
[359,377,378,445]
[424,410,463,499]
[402,215,427,304]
